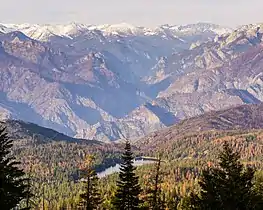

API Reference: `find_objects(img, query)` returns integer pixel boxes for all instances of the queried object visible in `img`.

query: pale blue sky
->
[1,0,263,27]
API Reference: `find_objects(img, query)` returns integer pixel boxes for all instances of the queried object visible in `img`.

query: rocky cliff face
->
[152,27,263,120]
[0,22,262,142]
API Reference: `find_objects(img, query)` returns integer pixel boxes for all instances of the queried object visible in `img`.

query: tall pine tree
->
[186,142,263,210]
[0,126,30,209]
[79,155,101,210]
[146,154,166,210]
[113,141,142,210]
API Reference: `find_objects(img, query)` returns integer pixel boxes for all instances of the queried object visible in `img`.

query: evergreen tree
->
[20,163,35,209]
[146,154,166,210]
[0,126,30,209]
[113,141,142,210]
[79,155,101,210]
[187,142,263,210]
[253,172,263,208]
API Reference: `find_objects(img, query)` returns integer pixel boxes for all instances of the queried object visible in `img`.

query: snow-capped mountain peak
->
[0,24,13,34]
[0,22,233,41]
[159,22,233,36]
[88,22,150,36]
[2,22,92,40]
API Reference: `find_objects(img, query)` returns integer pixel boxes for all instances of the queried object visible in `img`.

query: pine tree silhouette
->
[113,141,142,210]
[79,155,101,210]
[146,154,166,210]
[187,142,263,210]
[0,126,30,209]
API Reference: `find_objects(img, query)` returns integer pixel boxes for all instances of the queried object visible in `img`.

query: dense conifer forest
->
[2,123,263,209]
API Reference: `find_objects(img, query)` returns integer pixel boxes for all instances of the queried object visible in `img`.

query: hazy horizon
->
[1,0,263,27]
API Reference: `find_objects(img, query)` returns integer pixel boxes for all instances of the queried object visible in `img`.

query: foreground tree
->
[0,126,30,209]
[186,142,263,210]
[113,141,142,210]
[146,154,166,210]
[78,155,101,210]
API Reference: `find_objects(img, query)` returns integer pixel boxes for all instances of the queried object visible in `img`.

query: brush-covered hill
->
[137,103,263,154]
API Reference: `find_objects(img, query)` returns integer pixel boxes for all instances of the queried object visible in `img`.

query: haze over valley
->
[0,22,262,142]
[1,1,263,209]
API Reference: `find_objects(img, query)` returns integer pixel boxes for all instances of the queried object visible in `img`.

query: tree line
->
[1,126,263,209]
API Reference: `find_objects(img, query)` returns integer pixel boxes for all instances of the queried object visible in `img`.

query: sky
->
[1,0,263,27]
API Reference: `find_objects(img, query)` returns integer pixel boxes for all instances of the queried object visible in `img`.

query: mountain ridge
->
[137,103,263,150]
[1,22,232,41]
[0,22,262,142]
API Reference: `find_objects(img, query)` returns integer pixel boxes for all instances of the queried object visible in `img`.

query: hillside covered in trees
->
[137,103,263,150]
[1,103,263,209]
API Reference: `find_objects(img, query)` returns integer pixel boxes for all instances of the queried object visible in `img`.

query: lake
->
[98,158,157,178]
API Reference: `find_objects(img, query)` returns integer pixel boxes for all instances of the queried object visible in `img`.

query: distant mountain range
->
[0,22,262,142]
[0,22,231,41]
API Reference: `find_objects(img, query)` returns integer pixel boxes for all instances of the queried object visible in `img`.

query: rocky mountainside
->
[0,22,262,142]
[0,22,233,141]
[150,25,263,119]
[137,103,263,151]
[76,23,263,141]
